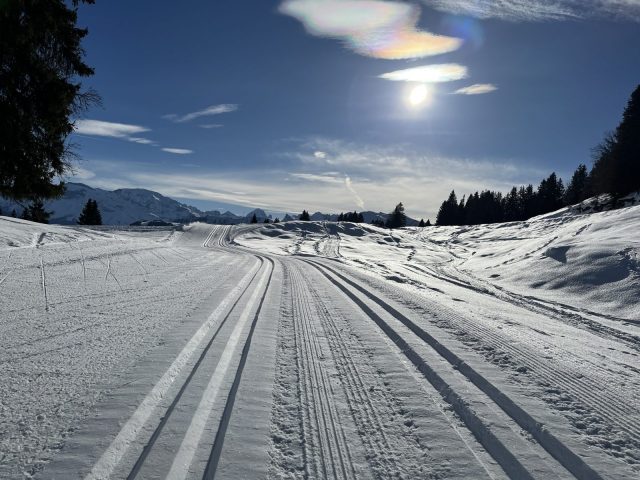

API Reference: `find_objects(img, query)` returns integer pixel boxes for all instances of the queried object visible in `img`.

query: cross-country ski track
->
[1,217,638,480]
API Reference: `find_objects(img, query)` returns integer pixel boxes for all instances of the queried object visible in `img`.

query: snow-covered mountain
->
[0,183,203,225]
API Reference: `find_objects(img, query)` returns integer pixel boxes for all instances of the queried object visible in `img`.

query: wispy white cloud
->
[162,148,194,155]
[128,137,155,144]
[279,0,462,59]
[199,124,224,129]
[290,173,344,184]
[164,104,238,123]
[421,0,640,21]
[454,83,498,95]
[81,136,550,220]
[314,151,327,159]
[74,119,150,138]
[379,64,468,83]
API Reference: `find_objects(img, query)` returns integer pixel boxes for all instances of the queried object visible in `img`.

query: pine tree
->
[77,198,102,225]
[0,0,98,202]
[250,213,258,224]
[274,217,280,223]
[386,202,407,229]
[425,219,431,226]
[263,218,270,224]
[299,210,310,221]
[10,209,17,218]
[591,85,640,197]
[418,218,425,227]
[436,191,460,226]
[25,199,51,224]
[564,164,590,205]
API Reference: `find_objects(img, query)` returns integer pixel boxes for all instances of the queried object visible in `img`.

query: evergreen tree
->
[338,213,344,221]
[24,199,51,224]
[418,218,425,227]
[564,164,590,205]
[591,85,640,197]
[0,0,98,202]
[263,218,270,224]
[77,198,102,225]
[436,191,460,226]
[425,219,431,226]
[503,187,520,222]
[299,210,310,221]
[386,202,407,229]
[274,217,280,223]
[250,213,258,224]
[536,172,565,214]
[10,209,17,218]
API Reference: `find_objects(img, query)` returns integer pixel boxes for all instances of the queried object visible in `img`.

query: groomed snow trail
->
[2,216,638,479]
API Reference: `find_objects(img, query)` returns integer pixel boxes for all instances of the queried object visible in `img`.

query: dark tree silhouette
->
[22,199,51,224]
[299,210,310,221]
[273,217,280,223]
[386,202,407,229]
[591,85,640,197]
[436,191,460,226]
[425,219,431,226]
[77,198,102,225]
[564,164,590,205]
[263,218,270,224]
[0,0,98,202]
[418,218,425,227]
[250,213,258,223]
[536,172,565,215]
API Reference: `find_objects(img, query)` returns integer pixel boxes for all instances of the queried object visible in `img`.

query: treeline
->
[436,84,640,226]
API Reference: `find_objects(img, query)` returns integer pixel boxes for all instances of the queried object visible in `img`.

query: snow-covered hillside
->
[236,201,640,321]
[1,203,638,479]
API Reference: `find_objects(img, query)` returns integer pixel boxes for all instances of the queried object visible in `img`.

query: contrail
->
[345,176,365,209]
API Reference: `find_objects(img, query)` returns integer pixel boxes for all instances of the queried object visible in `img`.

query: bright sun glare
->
[408,84,430,108]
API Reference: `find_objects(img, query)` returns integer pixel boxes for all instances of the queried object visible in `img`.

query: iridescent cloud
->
[379,64,468,83]
[279,0,462,59]
[454,83,497,95]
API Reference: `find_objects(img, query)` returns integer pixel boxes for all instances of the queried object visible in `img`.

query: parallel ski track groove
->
[288,264,358,480]
[383,261,640,448]
[308,259,604,480]
[294,262,401,479]
[202,256,275,479]
[126,256,266,479]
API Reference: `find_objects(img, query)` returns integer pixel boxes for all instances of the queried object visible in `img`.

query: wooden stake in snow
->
[40,259,49,312]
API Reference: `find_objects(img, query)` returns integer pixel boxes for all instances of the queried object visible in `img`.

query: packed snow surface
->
[0,202,638,480]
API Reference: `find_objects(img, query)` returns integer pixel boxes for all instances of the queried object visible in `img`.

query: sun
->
[407,84,431,108]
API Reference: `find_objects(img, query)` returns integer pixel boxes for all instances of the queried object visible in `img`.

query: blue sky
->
[70,0,640,219]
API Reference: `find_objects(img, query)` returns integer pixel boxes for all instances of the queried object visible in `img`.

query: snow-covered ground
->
[0,203,638,479]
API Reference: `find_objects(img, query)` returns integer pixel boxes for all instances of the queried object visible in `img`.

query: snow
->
[1,201,638,479]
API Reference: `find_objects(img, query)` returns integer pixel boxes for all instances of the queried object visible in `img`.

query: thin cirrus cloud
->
[379,64,468,83]
[161,148,194,155]
[163,104,238,123]
[74,119,149,138]
[279,0,463,59]
[421,0,640,21]
[454,83,498,95]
